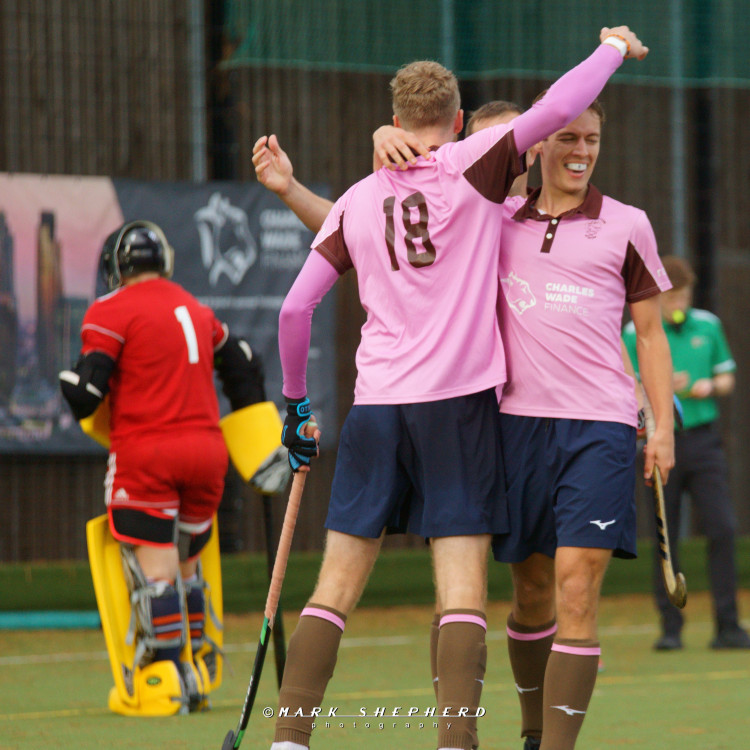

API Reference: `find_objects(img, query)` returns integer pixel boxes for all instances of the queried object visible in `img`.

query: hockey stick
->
[641,389,687,609]
[247,440,293,686]
[261,494,287,688]
[221,471,306,750]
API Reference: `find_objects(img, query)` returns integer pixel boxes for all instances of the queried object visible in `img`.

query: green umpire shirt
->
[623,308,736,430]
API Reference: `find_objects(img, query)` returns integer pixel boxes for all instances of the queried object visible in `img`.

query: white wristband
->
[602,35,629,58]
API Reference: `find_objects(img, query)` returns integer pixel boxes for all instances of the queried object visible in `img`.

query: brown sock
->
[274,603,346,745]
[436,609,487,750]
[430,612,440,701]
[506,614,557,741]
[540,638,600,750]
[432,612,479,749]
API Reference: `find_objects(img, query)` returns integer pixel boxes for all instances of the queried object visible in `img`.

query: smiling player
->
[491,97,674,750]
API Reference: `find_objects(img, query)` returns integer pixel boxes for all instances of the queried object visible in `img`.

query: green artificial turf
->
[0,592,748,749]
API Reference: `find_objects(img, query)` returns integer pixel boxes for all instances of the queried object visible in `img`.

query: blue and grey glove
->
[281,396,318,471]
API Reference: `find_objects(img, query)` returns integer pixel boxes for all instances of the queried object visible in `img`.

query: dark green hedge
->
[1,536,748,614]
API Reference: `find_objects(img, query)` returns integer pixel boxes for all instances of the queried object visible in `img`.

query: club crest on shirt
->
[501,271,536,315]
[584,218,605,239]
[194,192,258,287]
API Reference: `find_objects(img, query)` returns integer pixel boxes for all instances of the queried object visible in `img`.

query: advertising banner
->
[0,174,334,453]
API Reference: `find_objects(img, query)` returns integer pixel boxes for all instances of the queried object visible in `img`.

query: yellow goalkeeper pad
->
[219,401,283,481]
[192,519,224,692]
[79,396,111,449]
[86,514,223,714]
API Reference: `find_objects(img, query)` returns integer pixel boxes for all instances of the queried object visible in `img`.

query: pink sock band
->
[439,613,487,631]
[301,607,346,632]
[551,642,601,657]
[507,623,558,641]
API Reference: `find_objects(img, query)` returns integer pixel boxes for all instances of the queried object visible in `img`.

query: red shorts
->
[105,428,228,546]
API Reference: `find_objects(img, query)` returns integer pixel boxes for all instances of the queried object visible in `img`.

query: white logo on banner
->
[194,192,258,286]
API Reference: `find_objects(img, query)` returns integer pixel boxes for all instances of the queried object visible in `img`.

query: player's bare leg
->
[431,534,490,750]
[508,553,556,746]
[272,530,382,748]
[540,546,611,750]
[136,544,180,582]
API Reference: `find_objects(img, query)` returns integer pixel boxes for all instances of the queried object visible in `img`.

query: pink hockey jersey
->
[497,186,671,426]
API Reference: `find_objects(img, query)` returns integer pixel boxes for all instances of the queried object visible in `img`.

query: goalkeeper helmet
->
[100,221,174,290]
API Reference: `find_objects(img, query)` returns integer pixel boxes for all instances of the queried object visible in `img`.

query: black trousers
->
[652,422,740,634]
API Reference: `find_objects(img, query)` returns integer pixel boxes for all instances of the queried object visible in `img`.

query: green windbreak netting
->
[225,0,750,86]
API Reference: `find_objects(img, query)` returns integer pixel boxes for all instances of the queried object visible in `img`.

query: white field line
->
[0,620,716,668]
[1,619,749,722]
[2,666,749,721]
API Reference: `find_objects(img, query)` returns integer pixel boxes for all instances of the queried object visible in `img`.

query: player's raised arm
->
[600,25,649,59]
[253,134,333,233]
[511,26,648,155]
[372,26,648,175]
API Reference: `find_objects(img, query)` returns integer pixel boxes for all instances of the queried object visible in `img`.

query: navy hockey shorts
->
[326,389,508,539]
[491,415,637,562]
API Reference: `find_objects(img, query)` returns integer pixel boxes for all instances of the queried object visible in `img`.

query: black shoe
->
[523,738,541,749]
[710,625,750,649]
[654,633,683,651]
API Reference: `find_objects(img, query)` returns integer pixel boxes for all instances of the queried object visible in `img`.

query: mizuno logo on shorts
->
[590,519,616,530]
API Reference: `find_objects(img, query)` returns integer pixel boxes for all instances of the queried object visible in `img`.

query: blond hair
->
[389,60,460,131]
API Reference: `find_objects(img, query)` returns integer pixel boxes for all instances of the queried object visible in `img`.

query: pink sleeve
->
[278,250,340,399]
[512,44,624,155]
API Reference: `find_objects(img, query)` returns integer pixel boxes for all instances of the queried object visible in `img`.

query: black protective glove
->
[281,396,318,471]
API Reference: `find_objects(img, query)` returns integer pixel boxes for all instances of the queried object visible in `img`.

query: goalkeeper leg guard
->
[182,520,224,693]
[122,545,210,713]
[87,515,198,715]
[107,660,185,717]
[185,565,224,694]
